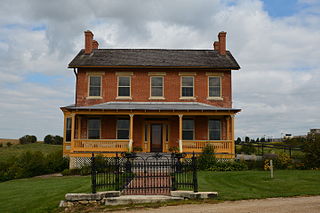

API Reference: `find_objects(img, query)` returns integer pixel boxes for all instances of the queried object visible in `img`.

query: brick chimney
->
[213,41,220,51]
[92,40,99,49]
[218,31,226,55]
[84,30,94,54]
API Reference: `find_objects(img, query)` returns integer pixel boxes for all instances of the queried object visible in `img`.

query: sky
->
[0,0,319,140]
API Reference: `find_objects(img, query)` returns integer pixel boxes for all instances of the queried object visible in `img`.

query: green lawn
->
[199,170,320,200]
[0,143,62,162]
[0,170,319,213]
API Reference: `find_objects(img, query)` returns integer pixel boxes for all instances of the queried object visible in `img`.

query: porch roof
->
[63,102,241,112]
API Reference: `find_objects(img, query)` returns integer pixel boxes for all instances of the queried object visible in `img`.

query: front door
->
[151,124,162,152]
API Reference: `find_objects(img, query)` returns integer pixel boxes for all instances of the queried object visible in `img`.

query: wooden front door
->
[151,124,162,152]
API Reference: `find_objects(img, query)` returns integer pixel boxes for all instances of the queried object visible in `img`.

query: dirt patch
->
[113,196,320,213]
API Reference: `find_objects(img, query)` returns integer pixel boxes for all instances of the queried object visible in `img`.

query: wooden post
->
[178,114,183,153]
[270,159,274,178]
[129,114,134,152]
[231,115,235,156]
[77,116,81,139]
[226,116,230,140]
[71,113,75,151]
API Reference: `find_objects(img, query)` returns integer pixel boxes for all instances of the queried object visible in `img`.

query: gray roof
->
[63,102,241,112]
[68,49,240,69]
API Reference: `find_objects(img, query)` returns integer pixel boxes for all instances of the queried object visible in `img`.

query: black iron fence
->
[91,152,198,195]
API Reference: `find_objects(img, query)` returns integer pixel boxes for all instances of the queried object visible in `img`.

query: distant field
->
[0,143,62,163]
[0,138,19,145]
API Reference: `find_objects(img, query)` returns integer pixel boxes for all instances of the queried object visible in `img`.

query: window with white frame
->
[182,119,194,140]
[208,119,221,140]
[150,76,163,97]
[181,76,194,97]
[118,76,131,97]
[117,119,129,139]
[88,119,100,139]
[208,76,221,98]
[89,76,101,97]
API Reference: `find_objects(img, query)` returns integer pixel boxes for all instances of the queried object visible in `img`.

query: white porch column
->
[70,113,75,151]
[129,114,134,152]
[231,114,235,155]
[178,114,183,153]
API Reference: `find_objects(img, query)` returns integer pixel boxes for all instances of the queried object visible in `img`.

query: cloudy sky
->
[0,0,319,140]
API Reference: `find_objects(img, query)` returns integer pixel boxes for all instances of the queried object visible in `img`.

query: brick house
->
[61,30,240,166]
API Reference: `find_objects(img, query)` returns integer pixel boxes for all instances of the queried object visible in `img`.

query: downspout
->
[73,68,78,106]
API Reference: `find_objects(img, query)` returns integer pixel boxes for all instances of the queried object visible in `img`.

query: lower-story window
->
[182,119,194,140]
[209,119,221,140]
[66,117,71,142]
[88,119,100,139]
[117,119,129,139]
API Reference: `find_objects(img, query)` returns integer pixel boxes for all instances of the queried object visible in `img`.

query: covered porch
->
[61,102,240,158]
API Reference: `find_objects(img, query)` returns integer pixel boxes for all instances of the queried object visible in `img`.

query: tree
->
[256,138,260,143]
[236,137,242,144]
[260,137,266,142]
[303,133,320,168]
[19,135,37,144]
[44,135,63,145]
[245,136,250,143]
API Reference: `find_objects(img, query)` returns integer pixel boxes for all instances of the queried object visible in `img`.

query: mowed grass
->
[0,176,90,213]
[199,170,320,200]
[0,143,62,162]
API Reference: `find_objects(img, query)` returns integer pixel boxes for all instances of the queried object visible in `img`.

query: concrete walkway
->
[114,196,320,213]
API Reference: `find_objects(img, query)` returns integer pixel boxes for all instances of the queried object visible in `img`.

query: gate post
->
[115,152,120,191]
[171,153,177,191]
[91,153,96,194]
[192,152,198,193]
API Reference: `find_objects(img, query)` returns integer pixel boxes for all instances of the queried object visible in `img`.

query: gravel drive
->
[115,196,320,213]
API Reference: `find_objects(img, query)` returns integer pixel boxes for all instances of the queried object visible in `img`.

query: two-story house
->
[61,30,240,167]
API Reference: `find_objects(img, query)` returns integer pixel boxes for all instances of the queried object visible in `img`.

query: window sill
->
[179,97,196,100]
[86,96,103,100]
[149,97,165,100]
[207,97,223,101]
[116,96,132,100]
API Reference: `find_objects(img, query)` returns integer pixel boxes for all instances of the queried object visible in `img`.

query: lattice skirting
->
[69,156,91,169]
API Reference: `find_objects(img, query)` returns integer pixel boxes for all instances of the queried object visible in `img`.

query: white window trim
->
[207,75,223,101]
[180,76,195,99]
[116,76,132,99]
[87,75,103,99]
[149,76,165,100]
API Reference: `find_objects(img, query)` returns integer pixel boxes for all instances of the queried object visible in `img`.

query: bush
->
[198,144,216,170]
[0,143,3,147]
[243,160,264,170]
[168,146,179,153]
[303,133,320,169]
[239,143,256,155]
[6,142,12,147]
[133,146,143,152]
[208,160,248,171]
[0,150,69,182]
[44,135,63,145]
[19,135,37,144]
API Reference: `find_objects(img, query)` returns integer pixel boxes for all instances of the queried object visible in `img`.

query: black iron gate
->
[91,152,198,195]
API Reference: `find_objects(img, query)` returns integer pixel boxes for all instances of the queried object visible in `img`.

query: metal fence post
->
[91,153,96,194]
[171,153,177,191]
[115,152,120,191]
[192,152,198,193]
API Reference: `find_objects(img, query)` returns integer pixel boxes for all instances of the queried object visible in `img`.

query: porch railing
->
[182,140,233,153]
[72,139,129,152]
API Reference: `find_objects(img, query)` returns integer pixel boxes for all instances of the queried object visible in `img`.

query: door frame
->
[143,120,169,152]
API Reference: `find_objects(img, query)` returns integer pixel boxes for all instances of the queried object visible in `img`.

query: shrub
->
[303,133,320,169]
[208,160,248,171]
[0,143,3,147]
[239,143,256,155]
[19,135,37,144]
[168,146,179,153]
[198,144,216,170]
[243,160,264,170]
[6,142,12,147]
[44,135,63,145]
[133,146,143,152]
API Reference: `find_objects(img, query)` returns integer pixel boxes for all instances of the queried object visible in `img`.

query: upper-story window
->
[181,76,194,97]
[208,76,221,98]
[208,119,221,140]
[88,119,100,139]
[88,76,102,97]
[150,76,164,97]
[118,76,131,97]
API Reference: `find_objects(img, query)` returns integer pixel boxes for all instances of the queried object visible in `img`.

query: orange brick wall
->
[75,68,232,108]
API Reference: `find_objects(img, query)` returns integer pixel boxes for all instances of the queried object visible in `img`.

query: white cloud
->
[0,0,319,139]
